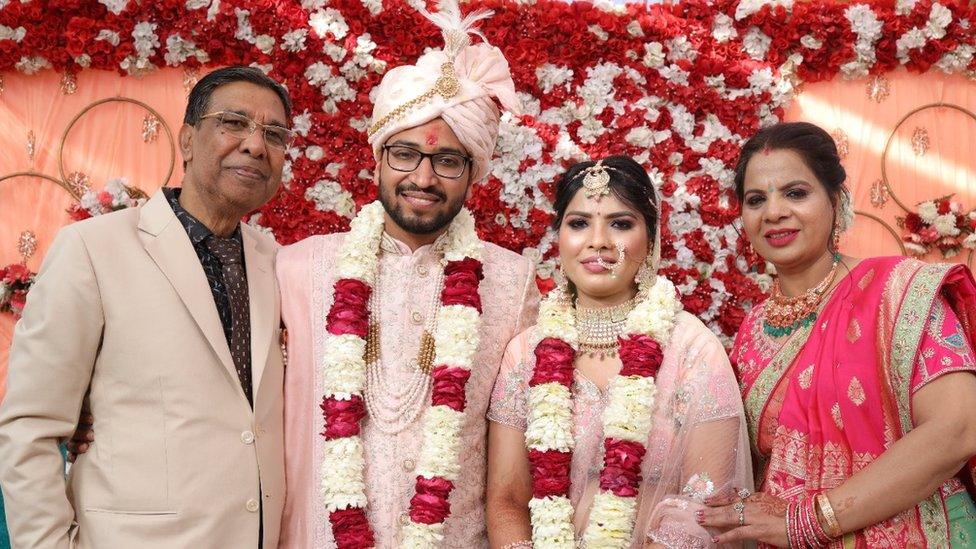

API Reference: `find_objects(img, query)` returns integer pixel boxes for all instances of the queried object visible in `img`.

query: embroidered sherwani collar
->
[378,230,451,257]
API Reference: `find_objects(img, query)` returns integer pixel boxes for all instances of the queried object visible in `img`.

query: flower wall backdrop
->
[1,0,974,342]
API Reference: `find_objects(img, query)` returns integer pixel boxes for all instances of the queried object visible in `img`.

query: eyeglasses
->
[199,111,295,151]
[382,144,471,179]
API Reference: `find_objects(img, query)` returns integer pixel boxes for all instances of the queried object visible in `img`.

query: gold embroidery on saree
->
[858,268,876,290]
[798,365,814,389]
[764,426,925,547]
[744,320,813,458]
[846,318,862,343]
[891,262,951,431]
[764,426,874,492]
[830,403,843,429]
[890,260,954,547]
[847,377,865,406]
[744,280,849,466]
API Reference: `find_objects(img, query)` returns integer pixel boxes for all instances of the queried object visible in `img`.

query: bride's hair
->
[550,155,659,243]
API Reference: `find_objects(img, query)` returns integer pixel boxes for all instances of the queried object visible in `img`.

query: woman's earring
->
[635,258,653,290]
[831,226,841,262]
[556,263,571,297]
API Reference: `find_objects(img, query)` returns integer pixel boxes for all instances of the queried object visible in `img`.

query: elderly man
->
[0,66,290,548]
[275,3,539,547]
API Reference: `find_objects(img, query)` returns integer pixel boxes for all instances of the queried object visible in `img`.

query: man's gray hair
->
[184,66,292,126]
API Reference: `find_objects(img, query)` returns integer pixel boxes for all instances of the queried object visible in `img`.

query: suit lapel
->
[138,191,245,403]
[242,226,275,402]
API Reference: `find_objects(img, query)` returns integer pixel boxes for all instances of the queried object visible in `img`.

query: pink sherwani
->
[276,231,539,548]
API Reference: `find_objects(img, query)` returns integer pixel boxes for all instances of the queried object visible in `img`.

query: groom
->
[275,4,538,546]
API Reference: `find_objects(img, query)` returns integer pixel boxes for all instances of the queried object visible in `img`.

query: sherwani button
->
[246,498,260,512]
[410,311,423,324]
[241,430,255,444]
[402,459,415,471]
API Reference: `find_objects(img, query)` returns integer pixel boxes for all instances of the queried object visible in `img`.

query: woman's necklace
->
[574,295,641,358]
[762,256,840,338]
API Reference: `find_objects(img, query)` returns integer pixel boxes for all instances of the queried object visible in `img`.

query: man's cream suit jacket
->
[0,190,285,548]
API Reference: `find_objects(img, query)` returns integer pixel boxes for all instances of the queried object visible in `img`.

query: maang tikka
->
[578,160,616,200]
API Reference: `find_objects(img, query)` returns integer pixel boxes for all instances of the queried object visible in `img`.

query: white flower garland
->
[527,275,681,547]
[320,200,483,547]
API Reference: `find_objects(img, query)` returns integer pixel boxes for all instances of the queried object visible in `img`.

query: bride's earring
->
[635,256,654,292]
[556,263,571,298]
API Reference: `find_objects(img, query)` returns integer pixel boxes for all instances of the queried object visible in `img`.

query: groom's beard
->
[378,176,467,235]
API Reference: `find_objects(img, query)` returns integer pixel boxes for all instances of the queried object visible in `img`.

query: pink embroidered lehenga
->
[490,312,753,547]
[732,256,976,547]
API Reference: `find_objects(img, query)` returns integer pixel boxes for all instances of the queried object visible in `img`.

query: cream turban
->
[367,1,521,184]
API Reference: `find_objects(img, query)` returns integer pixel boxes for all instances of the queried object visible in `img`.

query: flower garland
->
[900,196,976,258]
[0,262,35,318]
[319,200,484,547]
[526,275,682,546]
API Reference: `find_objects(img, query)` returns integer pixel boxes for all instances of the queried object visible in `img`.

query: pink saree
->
[732,256,976,547]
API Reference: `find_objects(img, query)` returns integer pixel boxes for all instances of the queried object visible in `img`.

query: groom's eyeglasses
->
[382,144,471,179]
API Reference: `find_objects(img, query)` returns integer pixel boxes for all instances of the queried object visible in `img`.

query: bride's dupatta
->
[732,256,976,547]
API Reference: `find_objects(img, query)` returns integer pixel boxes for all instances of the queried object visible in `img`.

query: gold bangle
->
[815,492,843,539]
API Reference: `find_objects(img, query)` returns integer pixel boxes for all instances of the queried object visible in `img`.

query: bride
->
[486,155,751,548]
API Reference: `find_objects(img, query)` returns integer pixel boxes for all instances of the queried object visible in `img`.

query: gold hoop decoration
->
[0,171,82,200]
[58,97,176,191]
[853,209,907,255]
[881,102,976,213]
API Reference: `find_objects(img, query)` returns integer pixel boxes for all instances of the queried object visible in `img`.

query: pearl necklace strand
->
[363,258,444,435]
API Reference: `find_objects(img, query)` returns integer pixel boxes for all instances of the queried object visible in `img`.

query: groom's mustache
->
[396,183,446,201]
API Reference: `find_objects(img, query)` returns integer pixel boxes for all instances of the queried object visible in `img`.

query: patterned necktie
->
[205,235,253,405]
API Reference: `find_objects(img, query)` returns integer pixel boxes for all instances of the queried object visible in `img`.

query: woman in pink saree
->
[702,122,976,547]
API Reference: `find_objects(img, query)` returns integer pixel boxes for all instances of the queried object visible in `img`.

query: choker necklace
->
[574,295,640,358]
[762,257,840,338]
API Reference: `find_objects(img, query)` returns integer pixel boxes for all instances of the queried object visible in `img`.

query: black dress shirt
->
[163,188,247,369]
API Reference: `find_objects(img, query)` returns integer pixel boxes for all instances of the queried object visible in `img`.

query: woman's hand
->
[698,490,789,547]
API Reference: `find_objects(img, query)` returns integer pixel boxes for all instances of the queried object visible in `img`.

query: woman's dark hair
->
[733,121,847,205]
[551,155,658,243]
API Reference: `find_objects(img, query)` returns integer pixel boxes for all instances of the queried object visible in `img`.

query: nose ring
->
[595,243,626,279]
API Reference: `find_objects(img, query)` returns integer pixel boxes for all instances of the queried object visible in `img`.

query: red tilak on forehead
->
[425,132,438,146]
[761,146,772,156]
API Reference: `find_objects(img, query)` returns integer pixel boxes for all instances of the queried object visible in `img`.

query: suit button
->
[416,265,429,277]
[402,459,415,471]
[410,311,423,325]
[246,498,260,512]
[241,430,255,444]
[399,513,410,526]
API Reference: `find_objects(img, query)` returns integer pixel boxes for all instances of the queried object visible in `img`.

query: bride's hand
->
[697,490,790,547]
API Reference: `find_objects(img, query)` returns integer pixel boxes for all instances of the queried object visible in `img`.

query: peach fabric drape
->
[784,70,976,267]
[0,69,187,402]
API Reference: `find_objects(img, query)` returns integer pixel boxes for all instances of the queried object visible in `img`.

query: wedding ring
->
[737,488,752,500]
[733,500,745,526]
